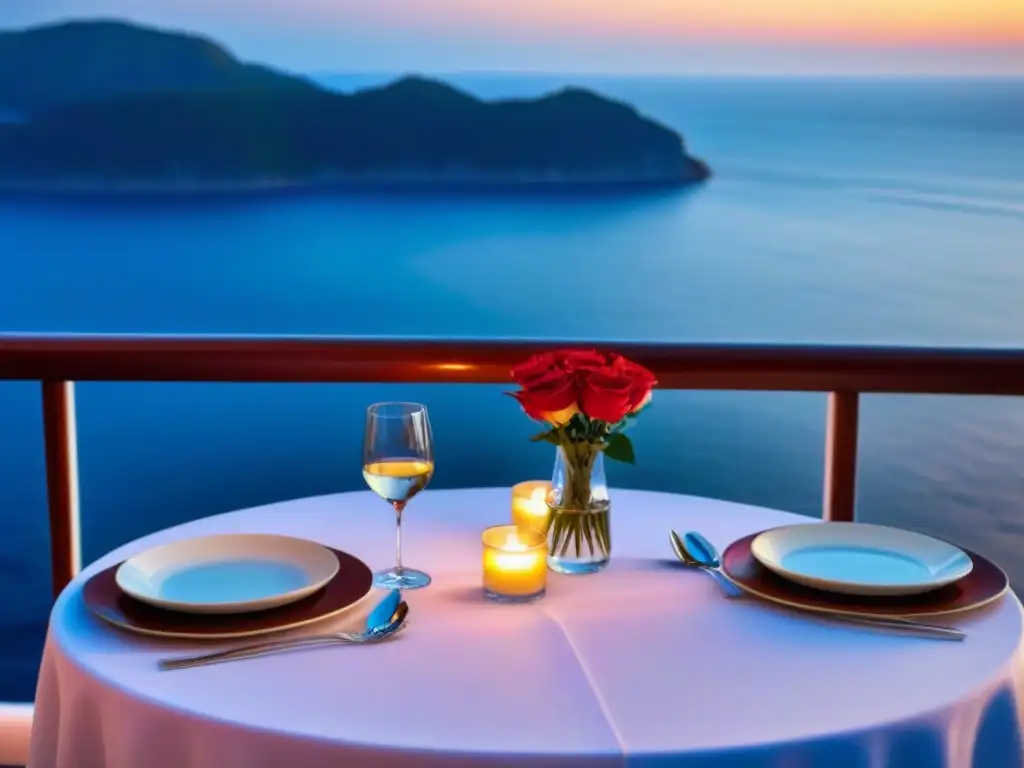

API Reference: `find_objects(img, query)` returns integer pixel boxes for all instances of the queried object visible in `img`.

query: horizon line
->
[312,70,1024,79]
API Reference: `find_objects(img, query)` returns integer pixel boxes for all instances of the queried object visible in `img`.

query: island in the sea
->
[0,20,711,193]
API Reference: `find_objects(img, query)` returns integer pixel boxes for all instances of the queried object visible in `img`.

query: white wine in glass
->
[362,403,434,590]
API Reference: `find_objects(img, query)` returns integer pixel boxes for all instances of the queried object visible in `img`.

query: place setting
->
[81,527,414,671]
[668,520,1010,640]
[80,400,442,667]
[83,532,375,643]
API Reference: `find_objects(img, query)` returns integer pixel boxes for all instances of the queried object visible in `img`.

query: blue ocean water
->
[0,77,1022,700]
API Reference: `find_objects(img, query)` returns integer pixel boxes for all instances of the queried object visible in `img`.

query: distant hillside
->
[0,19,317,114]
[0,20,710,191]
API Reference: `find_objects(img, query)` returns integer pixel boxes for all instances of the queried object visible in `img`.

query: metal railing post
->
[41,380,81,598]
[823,390,859,522]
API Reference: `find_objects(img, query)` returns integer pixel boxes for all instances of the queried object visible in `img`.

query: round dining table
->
[29,488,1024,768]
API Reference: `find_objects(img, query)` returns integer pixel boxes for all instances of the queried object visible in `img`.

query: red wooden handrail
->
[2,335,1024,392]
[3,334,1024,597]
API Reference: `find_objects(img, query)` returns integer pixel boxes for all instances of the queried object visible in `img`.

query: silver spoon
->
[670,530,743,598]
[672,529,966,641]
[159,593,409,671]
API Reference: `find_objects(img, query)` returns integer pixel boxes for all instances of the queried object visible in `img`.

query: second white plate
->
[115,533,341,614]
[750,523,973,596]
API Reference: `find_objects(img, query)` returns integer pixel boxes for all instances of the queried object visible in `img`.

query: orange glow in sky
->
[650,0,1018,45]
[375,0,1024,45]
[3,0,1022,73]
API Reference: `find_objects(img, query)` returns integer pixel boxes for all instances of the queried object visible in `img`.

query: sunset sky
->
[3,0,1023,74]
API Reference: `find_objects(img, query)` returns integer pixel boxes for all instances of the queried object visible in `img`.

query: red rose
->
[556,349,609,373]
[511,352,560,387]
[578,368,634,423]
[510,368,579,422]
[611,355,657,412]
[509,349,654,425]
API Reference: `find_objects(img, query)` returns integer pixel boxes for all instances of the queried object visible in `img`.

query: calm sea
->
[0,76,1022,701]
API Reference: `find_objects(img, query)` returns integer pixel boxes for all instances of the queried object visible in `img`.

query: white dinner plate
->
[750,523,973,597]
[115,533,341,614]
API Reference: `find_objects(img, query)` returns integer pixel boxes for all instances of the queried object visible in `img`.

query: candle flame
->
[505,529,527,551]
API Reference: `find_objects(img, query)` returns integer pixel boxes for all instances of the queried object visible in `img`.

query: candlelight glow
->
[512,481,551,535]
[482,524,547,601]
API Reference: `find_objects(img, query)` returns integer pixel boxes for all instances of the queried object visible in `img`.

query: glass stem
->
[393,501,406,572]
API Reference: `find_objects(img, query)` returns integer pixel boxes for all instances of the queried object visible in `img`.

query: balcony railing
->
[2,334,1024,765]
[3,334,1024,601]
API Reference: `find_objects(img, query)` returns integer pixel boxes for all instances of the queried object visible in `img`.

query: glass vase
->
[546,445,611,574]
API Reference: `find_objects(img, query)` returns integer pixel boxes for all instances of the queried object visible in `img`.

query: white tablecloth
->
[29,489,1024,768]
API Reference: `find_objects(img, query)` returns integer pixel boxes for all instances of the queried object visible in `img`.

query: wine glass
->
[362,402,435,590]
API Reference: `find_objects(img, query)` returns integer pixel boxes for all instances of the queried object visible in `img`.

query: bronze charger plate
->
[83,546,373,639]
[722,530,1008,618]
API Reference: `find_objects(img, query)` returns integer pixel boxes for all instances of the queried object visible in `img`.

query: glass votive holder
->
[511,480,551,534]
[481,524,547,603]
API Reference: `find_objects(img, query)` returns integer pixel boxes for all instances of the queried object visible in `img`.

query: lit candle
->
[511,480,552,534]
[482,525,547,602]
